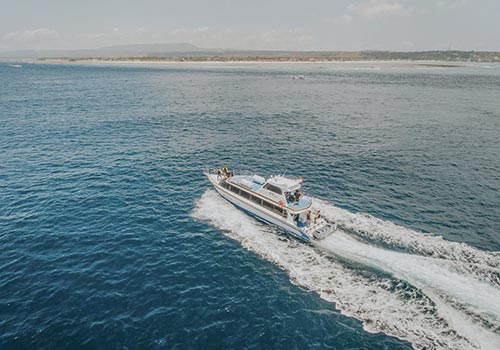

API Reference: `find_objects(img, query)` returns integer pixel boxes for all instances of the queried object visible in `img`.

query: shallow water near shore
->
[1,61,500,349]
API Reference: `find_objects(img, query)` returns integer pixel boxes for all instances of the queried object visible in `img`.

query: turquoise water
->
[1,61,500,350]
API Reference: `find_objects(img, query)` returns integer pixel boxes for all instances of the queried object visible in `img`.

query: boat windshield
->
[263,183,282,195]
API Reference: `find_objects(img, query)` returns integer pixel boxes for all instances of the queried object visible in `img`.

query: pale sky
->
[0,0,499,51]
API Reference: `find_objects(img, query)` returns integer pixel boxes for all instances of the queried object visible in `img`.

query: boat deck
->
[287,198,310,210]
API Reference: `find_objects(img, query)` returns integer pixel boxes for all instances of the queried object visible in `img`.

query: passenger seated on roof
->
[221,166,233,178]
[294,190,302,203]
[221,166,229,179]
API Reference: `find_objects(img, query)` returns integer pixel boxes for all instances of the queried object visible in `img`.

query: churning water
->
[193,190,500,350]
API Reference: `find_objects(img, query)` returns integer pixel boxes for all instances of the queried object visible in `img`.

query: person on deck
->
[294,190,302,203]
[314,210,321,224]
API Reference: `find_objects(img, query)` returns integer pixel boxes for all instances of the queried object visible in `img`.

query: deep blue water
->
[1,61,500,350]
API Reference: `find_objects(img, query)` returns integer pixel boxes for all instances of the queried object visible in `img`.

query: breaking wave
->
[192,190,500,350]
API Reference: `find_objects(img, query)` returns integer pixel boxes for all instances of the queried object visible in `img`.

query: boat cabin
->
[220,174,312,215]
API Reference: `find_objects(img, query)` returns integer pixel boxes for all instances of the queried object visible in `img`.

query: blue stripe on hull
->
[219,190,311,242]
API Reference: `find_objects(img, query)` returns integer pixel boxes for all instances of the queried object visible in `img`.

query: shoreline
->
[5,58,500,70]
[26,58,488,67]
[2,49,499,65]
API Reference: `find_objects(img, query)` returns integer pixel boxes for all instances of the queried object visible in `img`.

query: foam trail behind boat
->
[317,232,500,316]
[315,232,500,346]
[313,198,500,286]
[192,190,500,350]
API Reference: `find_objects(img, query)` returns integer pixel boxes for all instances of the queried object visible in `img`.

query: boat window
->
[249,194,262,205]
[262,200,273,210]
[262,199,286,217]
[224,183,285,218]
[240,189,251,199]
[229,185,240,195]
[263,183,282,195]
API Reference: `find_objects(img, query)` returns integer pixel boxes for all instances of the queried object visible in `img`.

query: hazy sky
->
[0,0,498,51]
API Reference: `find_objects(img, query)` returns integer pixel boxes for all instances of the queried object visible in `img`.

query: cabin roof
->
[229,175,262,192]
[266,175,301,192]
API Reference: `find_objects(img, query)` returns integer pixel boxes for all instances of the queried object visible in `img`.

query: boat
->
[205,167,337,242]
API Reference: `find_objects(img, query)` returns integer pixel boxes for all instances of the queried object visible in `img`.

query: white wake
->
[192,190,500,350]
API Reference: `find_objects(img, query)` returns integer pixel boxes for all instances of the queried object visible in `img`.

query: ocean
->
[1,61,499,350]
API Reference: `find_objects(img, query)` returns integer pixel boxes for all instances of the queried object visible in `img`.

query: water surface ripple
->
[1,62,500,349]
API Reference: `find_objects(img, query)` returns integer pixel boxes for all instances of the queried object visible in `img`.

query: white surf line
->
[192,190,500,350]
